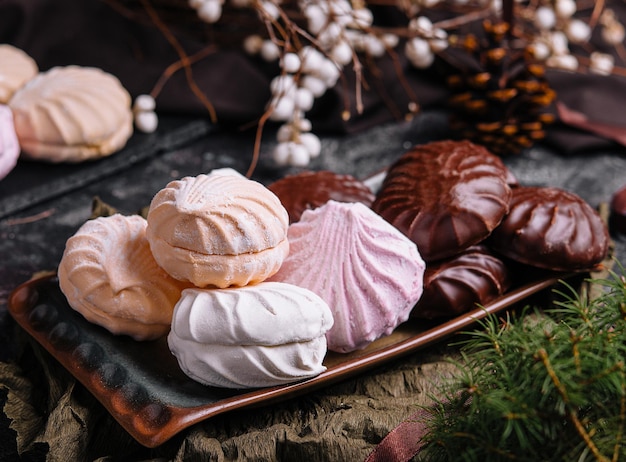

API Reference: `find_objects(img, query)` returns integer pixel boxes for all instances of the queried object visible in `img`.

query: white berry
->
[135,111,158,133]
[305,4,327,35]
[261,40,281,61]
[134,94,156,112]
[272,142,291,165]
[550,31,569,55]
[300,47,325,73]
[295,87,315,111]
[412,16,433,34]
[602,23,626,46]
[289,143,311,166]
[189,0,205,9]
[566,19,591,43]
[429,35,448,53]
[301,75,327,97]
[318,60,340,86]
[382,34,399,48]
[405,37,434,68]
[535,6,556,30]
[555,0,576,19]
[364,35,386,57]
[589,52,614,75]
[259,0,280,20]
[318,22,343,46]
[270,96,296,121]
[276,124,293,142]
[296,118,313,132]
[197,0,222,23]
[331,40,353,66]
[546,53,578,71]
[350,8,373,28]
[270,75,297,98]
[243,35,264,55]
[299,132,322,158]
[282,53,301,73]
[532,40,551,60]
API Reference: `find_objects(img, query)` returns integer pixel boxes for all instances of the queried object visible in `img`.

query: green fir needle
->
[418,261,626,462]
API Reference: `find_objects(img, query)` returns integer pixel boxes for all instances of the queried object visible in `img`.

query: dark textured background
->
[3,0,626,458]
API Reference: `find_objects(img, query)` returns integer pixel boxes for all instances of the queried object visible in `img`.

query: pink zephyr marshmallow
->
[270,200,426,353]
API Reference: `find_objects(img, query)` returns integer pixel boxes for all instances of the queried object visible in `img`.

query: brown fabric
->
[2,0,626,150]
[0,0,272,124]
[556,101,626,147]
[0,0,445,132]
[545,70,626,153]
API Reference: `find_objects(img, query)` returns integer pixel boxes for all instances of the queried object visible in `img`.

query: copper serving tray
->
[8,271,575,447]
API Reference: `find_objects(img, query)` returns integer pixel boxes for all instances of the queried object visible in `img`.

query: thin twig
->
[5,209,56,226]
[434,7,493,30]
[613,374,625,462]
[245,108,273,178]
[574,54,626,78]
[385,44,420,117]
[588,0,606,29]
[365,54,405,121]
[150,45,218,98]
[538,349,609,462]
[140,0,218,123]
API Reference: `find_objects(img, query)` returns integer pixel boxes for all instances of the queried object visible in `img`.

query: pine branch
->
[418,261,626,461]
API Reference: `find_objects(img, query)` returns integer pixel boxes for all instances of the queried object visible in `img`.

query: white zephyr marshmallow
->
[167,282,334,389]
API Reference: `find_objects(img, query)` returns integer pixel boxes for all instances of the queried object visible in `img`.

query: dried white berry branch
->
[111,0,626,167]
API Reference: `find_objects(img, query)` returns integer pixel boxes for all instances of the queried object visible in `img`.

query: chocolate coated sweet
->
[412,245,511,319]
[372,140,512,262]
[268,170,375,223]
[610,184,626,234]
[489,186,609,271]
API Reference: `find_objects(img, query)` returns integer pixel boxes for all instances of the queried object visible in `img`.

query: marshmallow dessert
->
[168,282,334,388]
[146,172,289,288]
[0,105,19,180]
[9,66,133,162]
[270,201,425,353]
[0,44,38,104]
[58,214,190,341]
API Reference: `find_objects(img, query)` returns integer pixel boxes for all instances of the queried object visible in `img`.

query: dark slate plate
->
[7,272,575,448]
[0,116,216,220]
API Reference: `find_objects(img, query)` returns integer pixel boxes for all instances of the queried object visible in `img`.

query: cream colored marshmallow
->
[0,104,19,180]
[9,65,133,162]
[58,214,190,341]
[147,172,289,288]
[0,44,38,104]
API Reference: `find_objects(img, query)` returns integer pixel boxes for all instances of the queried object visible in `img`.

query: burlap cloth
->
[1,322,460,461]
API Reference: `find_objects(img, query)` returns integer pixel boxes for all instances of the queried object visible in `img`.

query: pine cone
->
[447,20,556,156]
